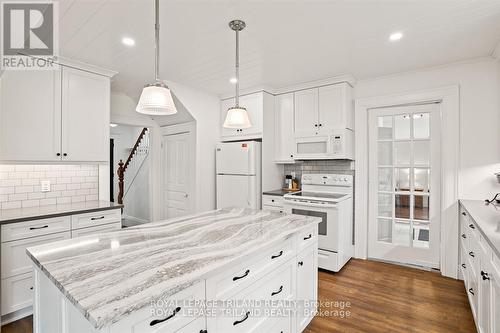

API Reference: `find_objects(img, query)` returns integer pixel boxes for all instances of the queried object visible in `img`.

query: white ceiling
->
[58,0,500,98]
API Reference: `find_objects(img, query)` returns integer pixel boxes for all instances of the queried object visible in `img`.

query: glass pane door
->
[368,104,440,268]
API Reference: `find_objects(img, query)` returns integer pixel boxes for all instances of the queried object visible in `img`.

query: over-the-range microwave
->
[294,129,354,160]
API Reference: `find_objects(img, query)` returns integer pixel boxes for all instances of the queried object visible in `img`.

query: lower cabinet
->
[175,317,206,333]
[460,205,500,333]
[296,244,318,332]
[1,209,121,322]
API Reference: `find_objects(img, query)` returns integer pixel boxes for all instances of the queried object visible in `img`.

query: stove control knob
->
[343,177,348,182]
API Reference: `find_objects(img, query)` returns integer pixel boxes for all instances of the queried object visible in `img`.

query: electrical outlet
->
[41,180,51,192]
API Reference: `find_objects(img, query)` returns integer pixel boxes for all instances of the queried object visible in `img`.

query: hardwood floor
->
[1,259,475,333]
[304,259,476,333]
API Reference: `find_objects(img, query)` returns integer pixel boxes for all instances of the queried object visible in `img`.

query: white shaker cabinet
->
[0,69,62,161]
[61,67,110,162]
[293,83,354,137]
[294,88,319,136]
[220,92,268,141]
[274,93,296,163]
[0,62,114,162]
[296,243,318,332]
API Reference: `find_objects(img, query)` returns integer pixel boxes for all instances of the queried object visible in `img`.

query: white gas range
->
[283,174,353,272]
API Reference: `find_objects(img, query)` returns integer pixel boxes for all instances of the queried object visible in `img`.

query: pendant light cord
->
[154,0,160,82]
[235,29,240,107]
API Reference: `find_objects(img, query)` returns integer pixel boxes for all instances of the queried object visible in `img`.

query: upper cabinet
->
[274,93,295,163]
[294,82,353,136]
[0,62,114,162]
[219,92,265,141]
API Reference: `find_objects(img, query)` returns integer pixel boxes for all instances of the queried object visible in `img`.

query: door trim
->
[160,122,196,219]
[355,86,459,278]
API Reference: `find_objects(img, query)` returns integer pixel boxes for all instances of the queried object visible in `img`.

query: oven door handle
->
[283,199,338,209]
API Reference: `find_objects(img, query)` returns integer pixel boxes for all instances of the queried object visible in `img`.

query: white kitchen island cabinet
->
[27,208,320,333]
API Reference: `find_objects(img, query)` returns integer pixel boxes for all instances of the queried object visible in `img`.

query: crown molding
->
[55,56,118,78]
[272,74,356,95]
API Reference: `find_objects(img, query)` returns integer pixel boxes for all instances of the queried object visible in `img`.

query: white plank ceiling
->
[56,0,500,98]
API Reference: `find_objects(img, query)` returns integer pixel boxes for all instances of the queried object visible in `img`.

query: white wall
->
[356,58,500,199]
[165,81,220,213]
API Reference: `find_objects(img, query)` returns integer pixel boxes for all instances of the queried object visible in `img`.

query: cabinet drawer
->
[175,317,206,332]
[71,209,121,230]
[207,238,294,300]
[263,205,284,213]
[71,222,121,238]
[210,260,294,333]
[110,281,205,333]
[467,238,480,278]
[1,272,34,315]
[1,231,71,278]
[1,216,71,242]
[297,226,318,251]
[262,195,283,207]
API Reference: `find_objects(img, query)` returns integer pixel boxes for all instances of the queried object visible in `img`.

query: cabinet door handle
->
[233,311,250,326]
[469,224,475,229]
[303,234,312,240]
[481,271,490,281]
[150,307,181,326]
[461,212,466,216]
[271,199,275,202]
[298,261,304,266]
[271,285,283,296]
[30,286,33,290]
[271,251,283,260]
[63,153,67,157]
[469,251,475,258]
[233,269,250,281]
[91,216,105,221]
[30,225,48,230]
[468,288,474,296]
[461,263,466,269]
[199,330,208,333]
[318,124,322,127]
[290,154,293,158]
[461,234,466,239]
[56,153,61,156]
[314,124,318,127]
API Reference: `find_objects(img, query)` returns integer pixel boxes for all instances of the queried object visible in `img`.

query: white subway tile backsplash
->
[0,164,99,208]
[2,201,21,209]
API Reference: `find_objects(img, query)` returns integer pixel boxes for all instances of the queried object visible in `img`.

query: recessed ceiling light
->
[122,37,135,46]
[110,123,118,127]
[229,77,238,84]
[389,32,403,42]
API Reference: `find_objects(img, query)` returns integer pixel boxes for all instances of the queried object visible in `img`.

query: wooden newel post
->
[117,159,125,204]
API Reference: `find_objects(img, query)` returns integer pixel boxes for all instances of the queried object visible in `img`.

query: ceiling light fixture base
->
[229,20,246,32]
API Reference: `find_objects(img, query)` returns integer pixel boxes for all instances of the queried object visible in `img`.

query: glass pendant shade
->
[136,84,177,115]
[223,106,252,128]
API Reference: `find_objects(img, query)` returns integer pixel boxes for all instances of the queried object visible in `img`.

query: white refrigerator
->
[216,141,262,209]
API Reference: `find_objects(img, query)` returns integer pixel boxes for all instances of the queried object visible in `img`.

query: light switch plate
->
[41,180,51,192]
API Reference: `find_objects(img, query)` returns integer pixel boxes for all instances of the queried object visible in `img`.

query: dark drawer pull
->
[199,330,207,333]
[469,224,475,229]
[233,269,250,281]
[461,263,466,269]
[29,286,33,290]
[29,225,48,230]
[462,212,466,216]
[233,311,250,326]
[91,216,105,221]
[468,288,474,296]
[150,306,181,326]
[461,234,466,239]
[271,285,283,296]
[303,234,312,240]
[271,251,283,260]
[469,251,475,258]
[298,261,304,266]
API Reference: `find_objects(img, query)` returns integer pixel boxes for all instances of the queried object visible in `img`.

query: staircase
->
[117,128,149,204]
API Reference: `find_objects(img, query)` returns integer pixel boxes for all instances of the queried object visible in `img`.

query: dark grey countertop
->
[0,200,122,224]
[263,189,297,197]
[460,200,500,258]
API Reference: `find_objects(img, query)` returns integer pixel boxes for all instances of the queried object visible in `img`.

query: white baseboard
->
[122,214,148,224]
[1,306,32,325]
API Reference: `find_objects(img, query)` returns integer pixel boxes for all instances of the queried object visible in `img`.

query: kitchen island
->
[27,208,320,333]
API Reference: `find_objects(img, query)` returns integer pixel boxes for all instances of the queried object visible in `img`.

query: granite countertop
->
[460,200,500,258]
[0,201,122,224]
[26,208,321,329]
[263,189,298,196]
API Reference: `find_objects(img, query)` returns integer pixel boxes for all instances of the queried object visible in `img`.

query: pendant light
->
[136,0,177,115]
[223,20,252,129]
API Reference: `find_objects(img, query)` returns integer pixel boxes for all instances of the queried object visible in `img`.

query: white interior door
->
[368,103,441,268]
[162,132,193,219]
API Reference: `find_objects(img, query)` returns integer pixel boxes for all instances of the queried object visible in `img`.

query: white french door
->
[368,103,441,268]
